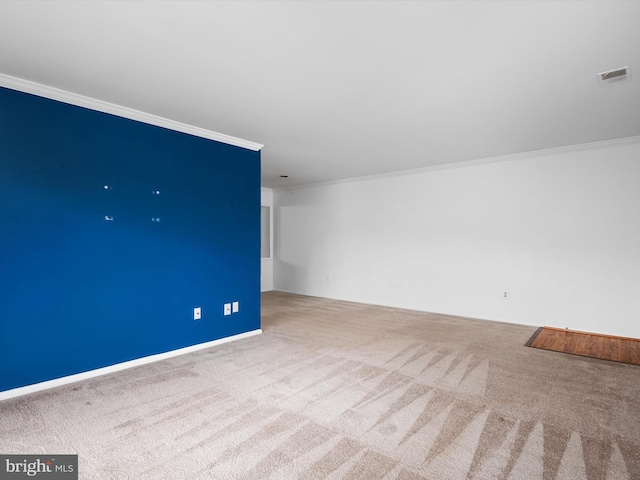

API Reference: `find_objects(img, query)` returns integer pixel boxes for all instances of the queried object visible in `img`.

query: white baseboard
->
[0,329,262,402]
[270,290,545,329]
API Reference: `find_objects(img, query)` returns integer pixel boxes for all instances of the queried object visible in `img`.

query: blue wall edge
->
[0,329,262,401]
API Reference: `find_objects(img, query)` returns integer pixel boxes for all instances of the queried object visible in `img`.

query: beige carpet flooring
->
[1,291,639,479]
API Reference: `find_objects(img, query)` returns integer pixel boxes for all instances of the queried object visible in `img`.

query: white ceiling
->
[1,1,639,189]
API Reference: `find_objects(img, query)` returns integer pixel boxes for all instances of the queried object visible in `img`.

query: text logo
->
[0,455,77,479]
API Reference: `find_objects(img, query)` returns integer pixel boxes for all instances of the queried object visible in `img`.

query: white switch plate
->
[224,303,231,316]
[194,307,201,320]
[232,301,239,313]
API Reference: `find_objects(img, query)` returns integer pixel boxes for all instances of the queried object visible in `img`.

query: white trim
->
[260,205,273,260]
[274,135,640,192]
[0,73,263,151]
[270,289,544,330]
[0,329,262,402]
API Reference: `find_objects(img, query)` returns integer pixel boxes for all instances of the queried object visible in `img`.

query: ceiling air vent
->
[597,66,631,86]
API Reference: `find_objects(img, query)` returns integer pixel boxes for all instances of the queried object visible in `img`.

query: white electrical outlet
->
[224,303,231,316]
[194,307,202,320]
[232,301,239,313]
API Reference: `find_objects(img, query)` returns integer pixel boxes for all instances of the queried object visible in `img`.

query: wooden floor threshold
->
[526,326,640,366]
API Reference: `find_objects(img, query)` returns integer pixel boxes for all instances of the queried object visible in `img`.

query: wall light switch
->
[194,307,202,320]
[232,301,239,313]
[224,303,231,316]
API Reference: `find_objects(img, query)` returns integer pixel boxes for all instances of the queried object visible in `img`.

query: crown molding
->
[0,72,263,151]
[275,135,640,192]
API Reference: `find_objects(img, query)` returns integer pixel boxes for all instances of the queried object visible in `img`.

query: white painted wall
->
[261,188,274,292]
[274,138,640,338]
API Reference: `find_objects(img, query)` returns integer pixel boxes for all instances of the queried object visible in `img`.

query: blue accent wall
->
[0,86,260,392]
